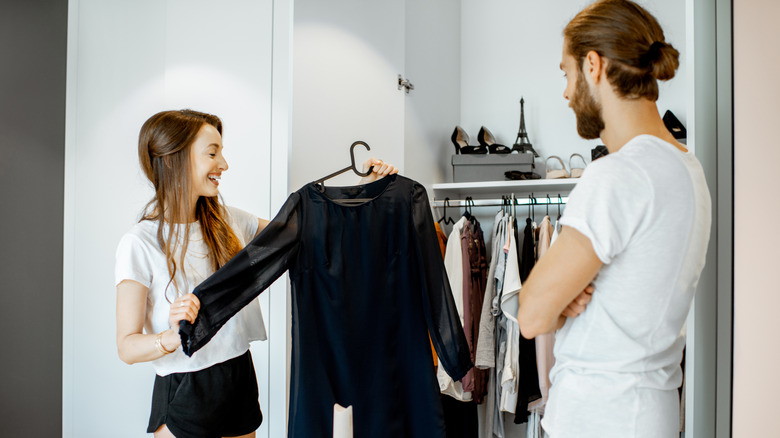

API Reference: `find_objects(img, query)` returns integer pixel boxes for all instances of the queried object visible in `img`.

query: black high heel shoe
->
[478,126,511,154]
[451,126,487,154]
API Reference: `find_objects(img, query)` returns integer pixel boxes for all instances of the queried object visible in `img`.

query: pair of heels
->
[451,126,511,154]
[546,154,587,179]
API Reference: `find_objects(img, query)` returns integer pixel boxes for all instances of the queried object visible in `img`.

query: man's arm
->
[518,226,603,339]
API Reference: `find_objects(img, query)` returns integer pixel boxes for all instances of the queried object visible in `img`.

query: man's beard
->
[571,71,605,140]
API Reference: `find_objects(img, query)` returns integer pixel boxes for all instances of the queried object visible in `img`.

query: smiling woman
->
[114,109,398,438]
[116,110,265,438]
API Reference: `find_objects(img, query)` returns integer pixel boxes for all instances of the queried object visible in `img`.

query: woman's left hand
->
[359,158,399,184]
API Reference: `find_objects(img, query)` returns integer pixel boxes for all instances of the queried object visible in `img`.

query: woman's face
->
[189,123,228,199]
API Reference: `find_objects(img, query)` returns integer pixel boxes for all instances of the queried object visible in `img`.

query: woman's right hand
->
[169,293,201,331]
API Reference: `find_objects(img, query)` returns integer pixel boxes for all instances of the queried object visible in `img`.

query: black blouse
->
[179,174,472,438]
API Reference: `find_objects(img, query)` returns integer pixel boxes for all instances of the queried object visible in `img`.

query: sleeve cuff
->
[558,216,612,264]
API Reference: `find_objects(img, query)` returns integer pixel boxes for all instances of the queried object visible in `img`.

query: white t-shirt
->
[542,135,711,438]
[115,206,268,376]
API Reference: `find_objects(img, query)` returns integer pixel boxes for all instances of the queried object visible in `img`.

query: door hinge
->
[397,75,414,94]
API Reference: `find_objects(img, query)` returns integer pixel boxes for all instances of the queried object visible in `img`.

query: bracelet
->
[155,332,177,355]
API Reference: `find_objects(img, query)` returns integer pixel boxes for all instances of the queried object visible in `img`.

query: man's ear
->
[584,50,603,84]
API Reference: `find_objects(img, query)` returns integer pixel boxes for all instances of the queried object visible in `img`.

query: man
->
[517,1,711,437]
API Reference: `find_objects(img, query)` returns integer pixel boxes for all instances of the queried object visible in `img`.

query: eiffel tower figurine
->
[512,97,539,157]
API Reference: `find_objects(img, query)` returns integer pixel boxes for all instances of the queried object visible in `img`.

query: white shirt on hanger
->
[438,216,472,401]
[499,219,522,413]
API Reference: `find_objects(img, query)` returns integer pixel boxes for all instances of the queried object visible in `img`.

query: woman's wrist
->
[156,329,179,355]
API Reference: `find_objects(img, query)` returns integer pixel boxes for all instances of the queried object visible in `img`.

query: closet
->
[293,1,723,438]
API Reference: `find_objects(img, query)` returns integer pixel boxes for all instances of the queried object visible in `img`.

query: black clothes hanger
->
[462,196,473,220]
[313,141,374,189]
[546,195,551,217]
[557,194,563,221]
[438,198,455,225]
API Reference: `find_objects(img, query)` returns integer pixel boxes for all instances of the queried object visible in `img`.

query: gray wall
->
[0,0,67,436]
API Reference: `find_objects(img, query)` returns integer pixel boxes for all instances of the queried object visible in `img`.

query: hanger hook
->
[350,141,373,177]
[557,194,563,216]
[546,194,551,216]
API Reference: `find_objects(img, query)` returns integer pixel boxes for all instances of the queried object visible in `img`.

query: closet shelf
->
[432,179,577,198]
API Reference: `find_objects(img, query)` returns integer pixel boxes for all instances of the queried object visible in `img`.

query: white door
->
[64,1,278,436]
[291,0,405,188]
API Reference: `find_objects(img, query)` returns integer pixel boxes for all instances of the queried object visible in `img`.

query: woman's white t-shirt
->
[115,206,267,376]
[541,135,711,437]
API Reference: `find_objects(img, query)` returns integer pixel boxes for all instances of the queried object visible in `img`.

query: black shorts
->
[147,350,263,438]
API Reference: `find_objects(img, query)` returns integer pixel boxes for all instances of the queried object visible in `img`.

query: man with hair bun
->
[517,1,711,437]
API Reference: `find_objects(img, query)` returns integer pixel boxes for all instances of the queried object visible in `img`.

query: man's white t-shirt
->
[541,135,711,438]
[114,206,267,376]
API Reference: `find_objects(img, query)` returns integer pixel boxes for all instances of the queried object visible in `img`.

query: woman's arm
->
[255,218,270,237]
[116,280,199,364]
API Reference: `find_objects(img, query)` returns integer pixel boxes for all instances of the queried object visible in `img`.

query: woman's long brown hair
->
[137,109,241,301]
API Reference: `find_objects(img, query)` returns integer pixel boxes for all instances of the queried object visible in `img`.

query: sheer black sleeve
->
[180,192,302,356]
[410,183,473,380]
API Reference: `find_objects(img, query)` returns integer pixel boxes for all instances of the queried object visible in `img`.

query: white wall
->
[460,0,687,172]
[63,1,288,436]
[733,1,780,436]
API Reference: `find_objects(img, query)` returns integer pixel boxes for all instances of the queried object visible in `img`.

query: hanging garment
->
[440,216,473,402]
[179,174,473,438]
[528,216,555,418]
[526,410,541,438]
[520,217,535,282]
[460,221,476,394]
[537,216,553,258]
[435,222,448,257]
[499,219,523,414]
[475,211,506,438]
[475,211,505,370]
[431,221,450,368]
[441,393,479,438]
[460,220,489,404]
[438,220,477,438]
[491,216,512,438]
[550,217,561,246]
[514,218,542,424]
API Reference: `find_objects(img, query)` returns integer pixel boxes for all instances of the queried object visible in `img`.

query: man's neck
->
[599,94,687,154]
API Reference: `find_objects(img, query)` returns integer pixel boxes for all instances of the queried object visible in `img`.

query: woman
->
[115,109,397,438]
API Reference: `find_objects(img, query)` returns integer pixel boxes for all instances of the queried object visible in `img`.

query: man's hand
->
[561,284,594,318]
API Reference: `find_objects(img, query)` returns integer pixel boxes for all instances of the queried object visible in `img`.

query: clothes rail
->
[431,197,568,208]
